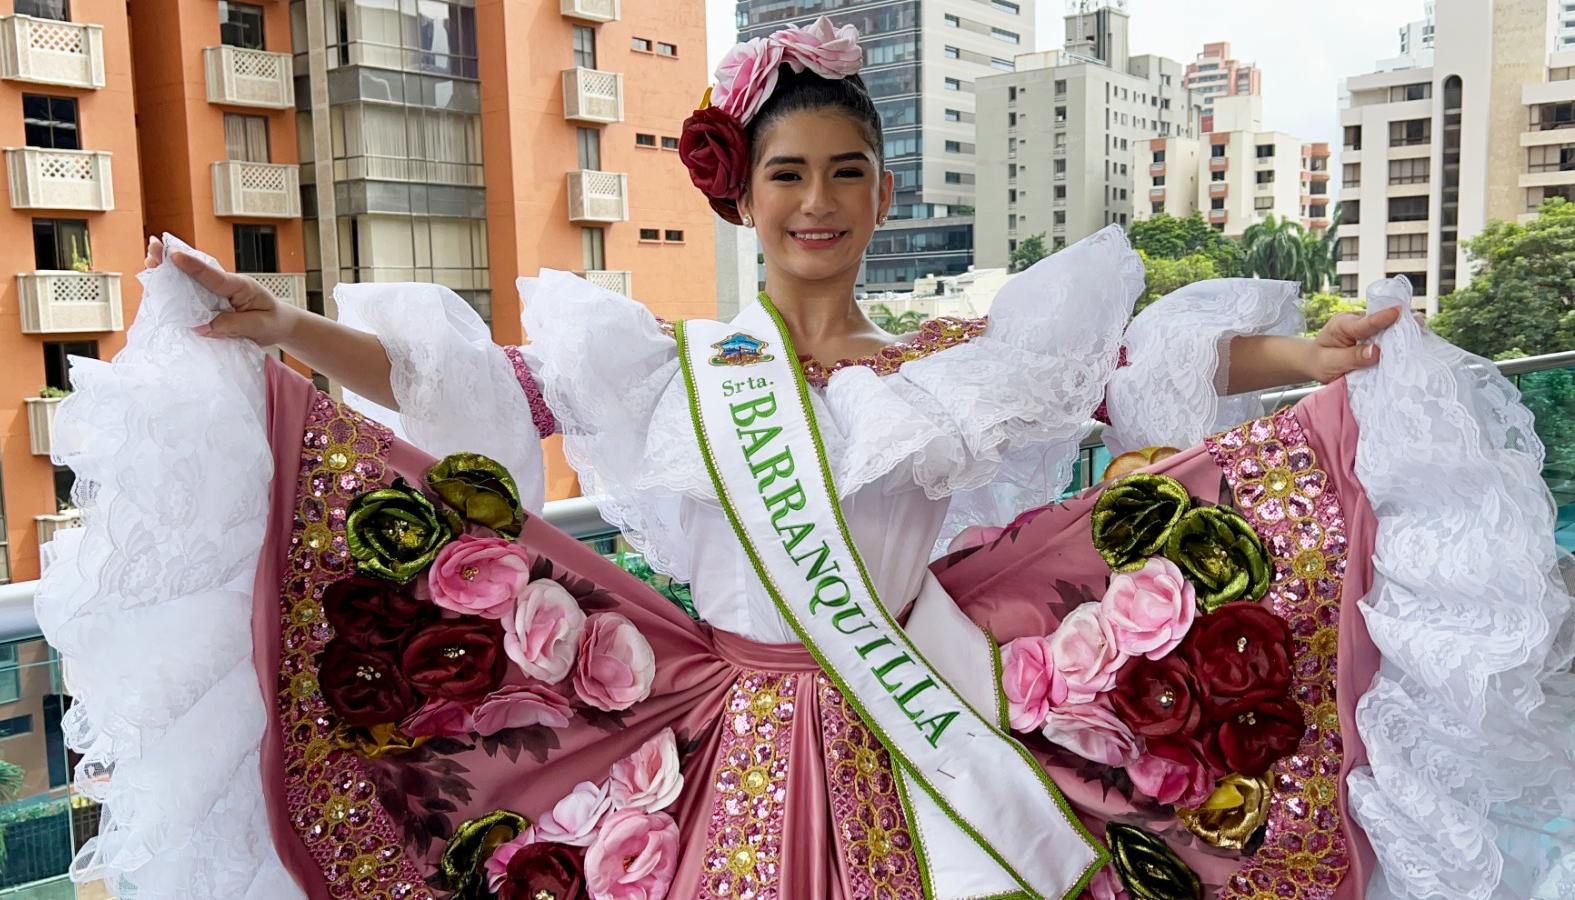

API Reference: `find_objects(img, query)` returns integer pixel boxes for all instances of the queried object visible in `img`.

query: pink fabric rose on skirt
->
[585,809,680,900]
[399,697,473,738]
[472,682,574,736]
[1047,602,1127,704]
[503,579,587,684]
[428,534,532,619]
[484,827,538,891]
[710,37,784,124]
[536,780,616,847]
[771,16,864,79]
[609,728,684,814]
[1040,701,1141,768]
[574,613,656,712]
[1084,864,1130,900]
[1101,556,1197,660]
[1001,635,1067,732]
[1126,743,1217,808]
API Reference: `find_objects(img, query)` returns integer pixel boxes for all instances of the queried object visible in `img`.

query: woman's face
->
[739,108,893,288]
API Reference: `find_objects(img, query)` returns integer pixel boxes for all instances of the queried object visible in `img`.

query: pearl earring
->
[742,214,753,228]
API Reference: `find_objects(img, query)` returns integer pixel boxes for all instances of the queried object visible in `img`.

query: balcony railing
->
[212,160,302,218]
[5,147,114,211]
[34,510,81,547]
[17,270,123,333]
[561,0,620,22]
[204,45,294,109]
[248,272,308,310]
[563,67,624,124]
[568,169,628,223]
[25,396,60,456]
[0,14,105,89]
[580,269,632,296]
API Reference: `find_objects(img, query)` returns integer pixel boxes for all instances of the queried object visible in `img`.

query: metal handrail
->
[4,349,1574,645]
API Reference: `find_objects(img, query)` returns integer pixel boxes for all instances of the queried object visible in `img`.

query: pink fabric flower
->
[947,525,1005,553]
[1100,557,1197,660]
[710,37,784,124]
[427,534,531,619]
[536,780,616,848]
[574,613,657,712]
[1126,746,1216,808]
[1083,865,1130,900]
[399,697,473,737]
[1001,635,1068,732]
[1041,701,1140,767]
[1048,602,1128,704]
[584,809,680,900]
[484,827,538,891]
[609,728,684,814]
[472,682,574,736]
[504,579,587,684]
[771,16,863,79]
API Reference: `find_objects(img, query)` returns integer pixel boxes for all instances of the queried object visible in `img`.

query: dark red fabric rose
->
[680,107,749,205]
[318,637,418,726]
[401,620,506,705]
[1179,602,1293,716]
[321,576,435,651]
[1206,695,1306,776]
[496,842,585,900]
[1110,653,1204,739]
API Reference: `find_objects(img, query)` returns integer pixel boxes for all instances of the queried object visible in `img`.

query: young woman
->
[40,18,1573,900]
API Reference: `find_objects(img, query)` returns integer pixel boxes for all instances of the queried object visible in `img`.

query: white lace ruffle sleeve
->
[1103,277,1305,455]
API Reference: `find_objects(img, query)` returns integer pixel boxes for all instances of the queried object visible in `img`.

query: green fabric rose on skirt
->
[1090,473,1191,572]
[1106,822,1203,900]
[440,810,530,900]
[1164,505,1271,611]
[426,452,524,537]
[346,479,457,583]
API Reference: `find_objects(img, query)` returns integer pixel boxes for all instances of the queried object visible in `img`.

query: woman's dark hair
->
[746,65,885,172]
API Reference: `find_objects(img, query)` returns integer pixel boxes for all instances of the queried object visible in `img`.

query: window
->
[1527,145,1575,172]
[1008,163,1017,179]
[32,218,88,271]
[23,94,78,149]
[1211,144,1226,158]
[1008,86,1017,102]
[990,57,1012,71]
[1053,210,1066,225]
[1344,125,1362,150]
[1338,236,1359,261]
[1339,274,1360,297]
[15,0,69,19]
[945,140,962,152]
[945,45,960,59]
[1008,188,1017,203]
[631,37,652,52]
[1387,196,1429,221]
[43,340,94,392]
[1343,162,1361,187]
[1054,106,1066,124]
[1055,185,1068,201]
[223,113,270,162]
[233,225,277,273]
[577,126,601,170]
[1389,118,1430,146]
[0,644,18,704]
[1398,271,1427,294]
[639,228,660,241]
[219,1,265,50]
[1388,83,1431,102]
[1151,202,1164,215]
[945,109,961,123]
[1256,144,1275,158]
[945,171,962,184]
[1211,170,1226,182]
[660,136,679,150]
[664,229,684,242]
[1153,175,1166,186]
[1255,170,1275,184]
[992,27,1020,44]
[1255,196,1275,211]
[946,78,962,92]
[1211,197,1225,210]
[572,24,596,69]
[1386,234,1427,258]
[1341,200,1360,225]
[1054,79,1067,95]
[582,227,605,270]
[635,133,656,148]
[992,0,1020,12]
[944,13,959,26]
[657,42,677,57]
[0,714,32,739]
[1309,203,1327,217]
[1008,112,1017,127]
[1053,158,1066,176]
[1153,149,1166,164]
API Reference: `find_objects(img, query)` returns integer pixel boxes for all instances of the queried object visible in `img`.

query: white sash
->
[676,300,1105,900]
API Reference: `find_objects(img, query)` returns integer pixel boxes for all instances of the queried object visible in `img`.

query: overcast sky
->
[704,0,1430,146]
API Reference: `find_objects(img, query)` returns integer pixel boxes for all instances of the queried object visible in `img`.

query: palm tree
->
[1299,222,1340,293]
[1241,215,1308,282]
[866,303,926,335]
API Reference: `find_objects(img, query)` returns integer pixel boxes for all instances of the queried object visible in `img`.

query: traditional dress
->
[34,226,1575,900]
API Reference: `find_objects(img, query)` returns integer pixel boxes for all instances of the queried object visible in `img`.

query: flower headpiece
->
[679,17,863,224]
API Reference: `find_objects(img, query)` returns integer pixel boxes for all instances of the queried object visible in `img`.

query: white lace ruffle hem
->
[1345,277,1575,900]
[33,236,303,898]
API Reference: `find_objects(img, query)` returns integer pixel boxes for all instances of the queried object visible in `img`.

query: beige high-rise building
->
[1183,41,1261,133]
[1133,95,1331,237]
[974,6,1198,266]
[1337,0,1551,313]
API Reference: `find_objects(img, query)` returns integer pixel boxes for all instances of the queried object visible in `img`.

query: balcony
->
[1208,208,1228,224]
[1209,182,1229,197]
[1149,163,1165,175]
[581,269,632,296]
[0,14,105,89]
[36,510,81,546]
[247,272,308,310]
[561,0,620,22]
[1149,187,1165,200]
[5,147,114,211]
[1210,157,1229,172]
[204,45,294,109]
[563,67,624,125]
[568,169,628,223]
[212,161,301,218]
[17,270,123,333]
[25,396,60,456]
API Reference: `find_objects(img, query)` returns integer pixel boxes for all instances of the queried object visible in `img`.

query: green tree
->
[0,760,21,871]
[1128,212,1244,276]
[1431,198,1575,358]
[1300,292,1366,336]
[1009,233,1049,273]
[1135,250,1219,314]
[1299,221,1340,294]
[865,303,926,335]
[1241,214,1310,282]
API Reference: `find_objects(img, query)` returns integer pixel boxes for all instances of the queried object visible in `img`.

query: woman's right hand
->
[145,235,298,346]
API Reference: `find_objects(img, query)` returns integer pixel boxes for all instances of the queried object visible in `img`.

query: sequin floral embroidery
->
[699,672,797,900]
[1207,409,1351,900]
[818,674,924,900]
[279,393,432,899]
[799,316,987,388]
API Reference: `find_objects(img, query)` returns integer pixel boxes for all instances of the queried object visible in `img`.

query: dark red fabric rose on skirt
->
[495,842,585,900]
[680,107,749,215]
[1179,602,1294,717]
[401,620,507,705]
[318,637,418,726]
[320,576,435,652]
[1110,653,1205,739]
[1206,694,1306,776]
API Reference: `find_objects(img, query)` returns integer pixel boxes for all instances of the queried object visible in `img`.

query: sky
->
[704,0,1430,147]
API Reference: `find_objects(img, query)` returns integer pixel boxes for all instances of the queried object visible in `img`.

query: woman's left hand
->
[1306,307,1418,384]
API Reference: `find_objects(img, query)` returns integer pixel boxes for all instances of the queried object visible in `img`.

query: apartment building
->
[1183,41,1260,133]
